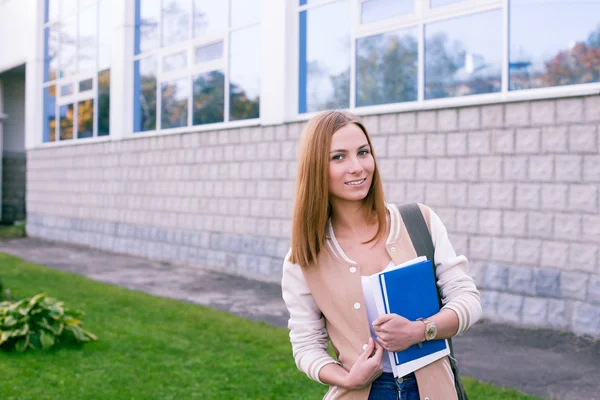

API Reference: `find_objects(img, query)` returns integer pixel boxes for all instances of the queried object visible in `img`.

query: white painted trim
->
[25,0,45,150]
[110,0,134,140]
[33,135,112,148]
[286,0,300,119]
[260,0,287,125]
[288,83,600,121]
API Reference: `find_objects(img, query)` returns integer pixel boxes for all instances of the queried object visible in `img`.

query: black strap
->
[398,203,455,358]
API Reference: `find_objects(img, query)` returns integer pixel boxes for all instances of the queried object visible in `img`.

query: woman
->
[281,110,482,400]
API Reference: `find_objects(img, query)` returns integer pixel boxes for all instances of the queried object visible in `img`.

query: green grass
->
[0,253,542,399]
[0,222,26,239]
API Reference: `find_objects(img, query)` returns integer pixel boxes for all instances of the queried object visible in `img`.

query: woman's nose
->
[348,157,363,174]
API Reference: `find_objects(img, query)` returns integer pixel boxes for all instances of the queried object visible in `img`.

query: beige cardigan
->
[281,204,482,400]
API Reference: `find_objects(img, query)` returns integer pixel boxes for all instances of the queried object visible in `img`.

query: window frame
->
[293,0,600,120]
[41,0,110,144]
[132,0,262,135]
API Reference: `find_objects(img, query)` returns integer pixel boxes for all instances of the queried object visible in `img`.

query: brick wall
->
[26,94,600,338]
[2,151,26,223]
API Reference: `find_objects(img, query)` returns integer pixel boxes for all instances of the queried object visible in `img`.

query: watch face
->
[425,324,437,340]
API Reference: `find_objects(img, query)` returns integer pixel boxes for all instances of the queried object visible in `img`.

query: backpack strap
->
[397,203,455,356]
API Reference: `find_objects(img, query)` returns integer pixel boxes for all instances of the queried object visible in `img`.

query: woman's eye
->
[358,150,370,156]
[332,154,344,161]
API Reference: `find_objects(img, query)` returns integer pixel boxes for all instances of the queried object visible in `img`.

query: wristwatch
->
[417,317,437,341]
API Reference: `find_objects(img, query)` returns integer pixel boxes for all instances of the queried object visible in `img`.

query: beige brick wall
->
[26,94,600,338]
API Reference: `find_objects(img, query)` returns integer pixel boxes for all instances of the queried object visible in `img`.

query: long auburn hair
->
[289,110,387,267]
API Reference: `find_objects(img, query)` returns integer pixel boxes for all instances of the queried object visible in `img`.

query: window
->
[361,0,414,24]
[425,9,502,99]
[299,0,351,113]
[133,0,261,133]
[42,0,112,143]
[357,27,418,107]
[509,0,600,90]
[298,0,599,115]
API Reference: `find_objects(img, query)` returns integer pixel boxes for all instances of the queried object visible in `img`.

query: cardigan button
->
[390,246,396,252]
[353,302,361,310]
[362,344,368,351]
[349,266,357,273]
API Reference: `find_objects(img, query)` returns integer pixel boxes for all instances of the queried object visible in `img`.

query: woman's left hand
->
[372,314,423,352]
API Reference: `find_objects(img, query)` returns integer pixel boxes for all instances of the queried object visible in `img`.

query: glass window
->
[356,27,418,107]
[98,0,112,69]
[509,0,600,90]
[79,78,93,92]
[133,57,158,132]
[135,0,160,54]
[230,25,260,120]
[79,6,97,72]
[44,25,59,82]
[193,70,225,125]
[43,85,57,142]
[61,83,74,96]
[77,99,94,138]
[231,0,260,27]
[163,51,188,72]
[195,41,223,63]
[193,0,227,38]
[79,0,96,10]
[361,0,413,24]
[98,69,110,136]
[162,0,189,47]
[161,78,189,129]
[59,17,78,77]
[299,0,350,113]
[45,0,59,22]
[430,0,465,7]
[61,0,77,18]
[425,9,502,100]
[59,104,74,140]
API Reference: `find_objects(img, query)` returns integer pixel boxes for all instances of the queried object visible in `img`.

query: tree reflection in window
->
[134,57,157,132]
[356,28,418,107]
[425,10,502,100]
[78,99,94,139]
[193,70,224,125]
[511,23,600,90]
[59,104,74,140]
[43,85,57,142]
[161,78,189,129]
[98,69,110,136]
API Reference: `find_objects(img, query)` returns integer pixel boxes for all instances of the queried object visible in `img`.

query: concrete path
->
[1,238,598,400]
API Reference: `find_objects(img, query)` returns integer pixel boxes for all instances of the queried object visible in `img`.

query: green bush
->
[0,293,97,352]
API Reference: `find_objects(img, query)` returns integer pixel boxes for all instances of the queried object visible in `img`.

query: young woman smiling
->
[281,111,482,400]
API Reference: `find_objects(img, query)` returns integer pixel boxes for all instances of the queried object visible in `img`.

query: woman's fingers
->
[358,337,374,361]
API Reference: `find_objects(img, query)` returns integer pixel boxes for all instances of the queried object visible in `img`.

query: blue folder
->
[378,259,447,365]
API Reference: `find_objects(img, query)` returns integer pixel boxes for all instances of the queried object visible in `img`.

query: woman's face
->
[328,123,375,203]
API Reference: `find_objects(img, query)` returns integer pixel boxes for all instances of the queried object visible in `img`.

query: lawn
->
[0,222,26,239]
[0,253,543,400]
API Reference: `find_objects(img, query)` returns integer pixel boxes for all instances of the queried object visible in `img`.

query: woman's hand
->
[343,338,384,390]
[372,313,423,352]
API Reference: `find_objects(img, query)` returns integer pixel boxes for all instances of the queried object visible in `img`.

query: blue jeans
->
[368,372,420,400]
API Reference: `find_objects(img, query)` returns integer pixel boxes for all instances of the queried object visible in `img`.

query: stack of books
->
[364,256,450,377]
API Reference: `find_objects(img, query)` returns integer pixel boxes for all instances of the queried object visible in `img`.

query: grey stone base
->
[27,213,289,284]
[2,152,26,223]
[479,263,600,338]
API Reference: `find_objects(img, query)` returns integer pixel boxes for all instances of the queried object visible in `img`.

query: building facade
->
[0,0,598,338]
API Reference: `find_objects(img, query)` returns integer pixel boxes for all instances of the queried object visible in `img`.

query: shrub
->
[0,293,97,352]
